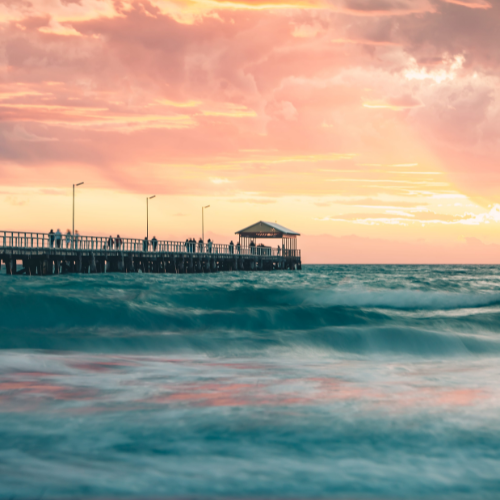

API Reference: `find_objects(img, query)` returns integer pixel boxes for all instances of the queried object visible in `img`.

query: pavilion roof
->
[235,221,300,238]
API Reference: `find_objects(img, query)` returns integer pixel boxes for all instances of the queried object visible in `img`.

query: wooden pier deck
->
[0,232,302,275]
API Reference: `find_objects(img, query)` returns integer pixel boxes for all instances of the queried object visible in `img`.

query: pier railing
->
[0,231,301,258]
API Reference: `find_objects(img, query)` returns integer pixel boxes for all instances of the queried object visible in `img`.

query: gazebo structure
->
[235,221,301,260]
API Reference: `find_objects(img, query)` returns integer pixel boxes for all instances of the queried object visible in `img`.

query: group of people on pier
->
[46,230,280,256]
[48,229,80,249]
[183,238,237,254]
[248,241,279,256]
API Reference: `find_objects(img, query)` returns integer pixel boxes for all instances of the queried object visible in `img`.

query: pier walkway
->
[0,231,301,275]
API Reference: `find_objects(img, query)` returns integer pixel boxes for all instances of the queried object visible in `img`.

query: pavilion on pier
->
[235,221,300,257]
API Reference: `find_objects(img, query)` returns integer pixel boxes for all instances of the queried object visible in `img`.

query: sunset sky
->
[2,0,500,262]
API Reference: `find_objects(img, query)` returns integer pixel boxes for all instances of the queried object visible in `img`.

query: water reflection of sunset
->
[0,357,494,414]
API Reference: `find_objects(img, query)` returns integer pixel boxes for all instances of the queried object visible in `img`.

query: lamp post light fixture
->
[202,205,210,242]
[72,182,84,244]
[147,195,156,240]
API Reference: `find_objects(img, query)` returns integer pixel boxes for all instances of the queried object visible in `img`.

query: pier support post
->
[118,253,125,272]
[89,253,96,273]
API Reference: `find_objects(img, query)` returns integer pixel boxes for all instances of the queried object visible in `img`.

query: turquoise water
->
[1,265,500,498]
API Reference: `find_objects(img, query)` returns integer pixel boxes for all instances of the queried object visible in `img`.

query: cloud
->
[440,0,491,9]
[319,204,500,225]
[334,197,428,207]
[1,0,500,207]
[5,124,58,142]
[5,195,28,206]
[229,197,276,204]
[210,178,231,184]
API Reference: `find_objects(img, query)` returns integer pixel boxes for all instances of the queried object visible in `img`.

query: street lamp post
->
[147,195,156,240]
[202,205,210,242]
[72,182,84,245]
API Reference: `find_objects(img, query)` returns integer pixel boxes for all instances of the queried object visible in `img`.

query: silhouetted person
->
[229,240,234,254]
[108,235,114,249]
[277,245,281,256]
[152,236,158,251]
[55,229,62,248]
[49,229,54,248]
[65,229,72,249]
[143,237,148,252]
[236,241,240,254]
[74,230,80,249]
[207,239,212,253]
[116,234,122,249]
[198,238,203,253]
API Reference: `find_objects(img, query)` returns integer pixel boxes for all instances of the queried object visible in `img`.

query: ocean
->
[1,265,500,498]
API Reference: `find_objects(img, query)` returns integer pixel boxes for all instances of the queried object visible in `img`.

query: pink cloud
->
[440,0,491,8]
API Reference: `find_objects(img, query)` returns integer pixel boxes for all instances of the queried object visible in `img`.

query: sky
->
[1,0,500,263]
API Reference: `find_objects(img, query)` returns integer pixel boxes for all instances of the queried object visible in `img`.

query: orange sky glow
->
[2,0,500,263]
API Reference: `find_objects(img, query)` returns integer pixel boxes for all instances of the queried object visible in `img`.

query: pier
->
[0,222,301,275]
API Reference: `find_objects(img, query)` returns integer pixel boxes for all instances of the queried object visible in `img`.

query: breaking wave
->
[2,265,500,357]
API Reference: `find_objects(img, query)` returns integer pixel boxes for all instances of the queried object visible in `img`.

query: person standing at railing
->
[198,238,203,253]
[65,229,72,249]
[207,239,212,253]
[115,234,122,249]
[250,241,256,255]
[143,237,148,252]
[277,245,281,256]
[55,229,62,248]
[49,229,55,248]
[107,235,114,249]
[229,240,234,254]
[236,241,240,254]
[151,236,158,251]
[74,230,80,249]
